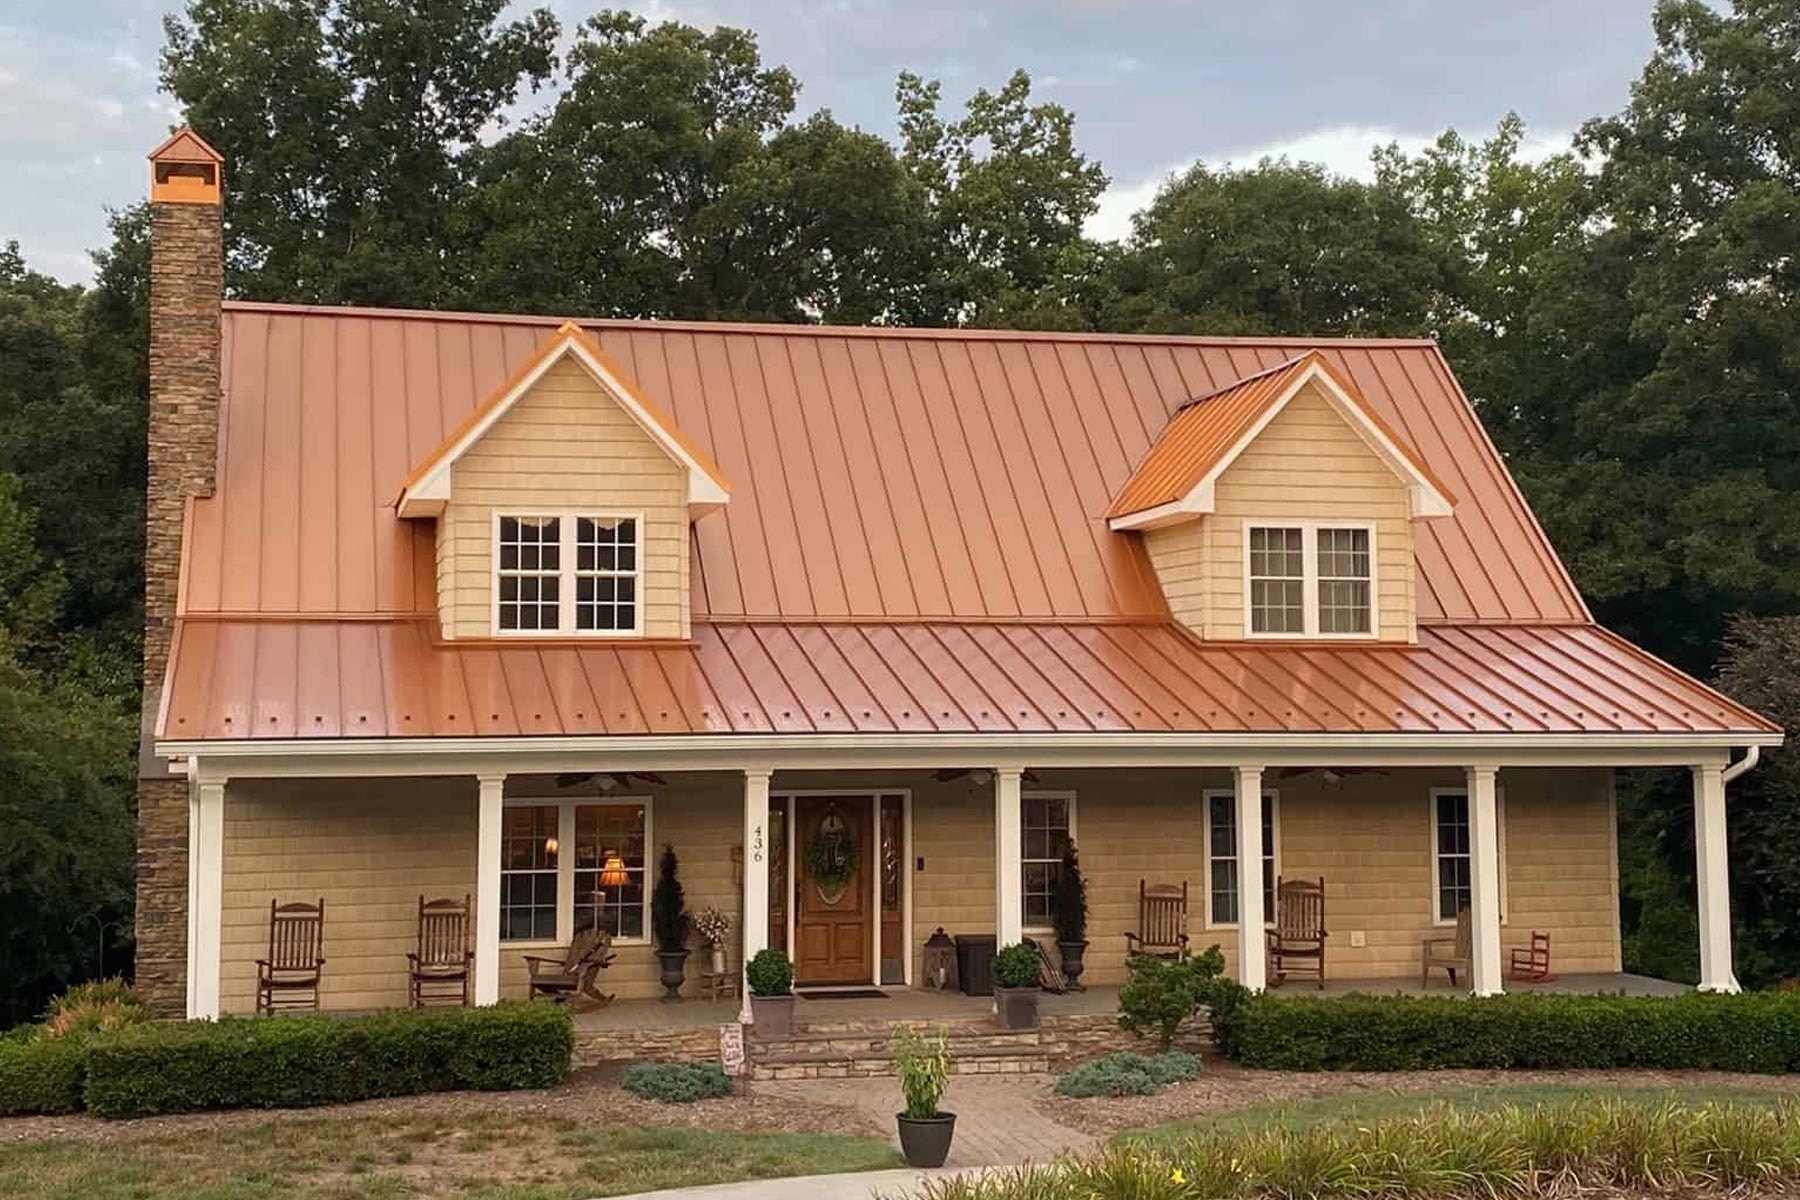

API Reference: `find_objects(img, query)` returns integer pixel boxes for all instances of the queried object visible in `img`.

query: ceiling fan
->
[1274,767,1387,784]
[555,771,668,791]
[931,768,1043,785]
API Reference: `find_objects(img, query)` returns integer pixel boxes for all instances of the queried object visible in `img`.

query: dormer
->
[1108,352,1453,643]
[398,323,729,641]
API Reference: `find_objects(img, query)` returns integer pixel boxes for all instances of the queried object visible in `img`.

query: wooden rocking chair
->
[256,898,326,1014]
[1124,880,1190,960]
[408,895,474,1007]
[1422,907,1473,988]
[524,927,616,1010]
[1510,931,1555,982]
[1266,876,1328,989]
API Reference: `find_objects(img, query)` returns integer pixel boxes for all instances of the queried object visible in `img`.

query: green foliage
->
[0,1026,89,1115]
[803,822,860,891]
[81,1002,571,1118]
[651,842,687,952]
[892,1024,951,1120]
[746,948,792,998]
[921,1097,1800,1200]
[620,1061,732,1103]
[1219,991,1800,1073]
[1052,1050,1199,1098]
[1116,947,1228,1049]
[41,978,148,1041]
[992,942,1041,990]
[1051,844,1086,946]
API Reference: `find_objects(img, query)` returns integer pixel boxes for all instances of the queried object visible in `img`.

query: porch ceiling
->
[158,616,1775,743]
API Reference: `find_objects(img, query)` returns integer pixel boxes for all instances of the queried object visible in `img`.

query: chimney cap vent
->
[149,128,223,205]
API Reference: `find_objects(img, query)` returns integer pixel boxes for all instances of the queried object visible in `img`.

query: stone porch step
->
[749,1043,1052,1080]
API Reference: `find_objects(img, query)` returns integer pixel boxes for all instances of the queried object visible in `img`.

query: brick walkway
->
[766,1073,1096,1169]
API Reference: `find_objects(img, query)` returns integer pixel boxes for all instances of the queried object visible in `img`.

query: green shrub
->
[82,1001,572,1118]
[746,948,793,997]
[620,1061,732,1103]
[1053,1050,1200,1098]
[0,1028,89,1115]
[1116,946,1226,1048]
[652,843,688,952]
[993,942,1041,989]
[893,1025,951,1119]
[42,978,150,1041]
[1221,990,1800,1072]
[1051,845,1087,945]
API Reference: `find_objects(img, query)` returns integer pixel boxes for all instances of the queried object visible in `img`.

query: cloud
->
[1086,123,1575,243]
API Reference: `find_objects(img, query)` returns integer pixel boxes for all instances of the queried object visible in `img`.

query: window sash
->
[494,512,641,636]
[1248,527,1305,635]
[1245,523,1376,638]
[1021,791,1074,930]
[500,796,653,946]
[499,804,560,942]
[1206,791,1277,926]
[1431,789,1507,925]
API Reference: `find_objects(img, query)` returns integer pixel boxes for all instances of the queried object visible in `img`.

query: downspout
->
[1722,745,1761,785]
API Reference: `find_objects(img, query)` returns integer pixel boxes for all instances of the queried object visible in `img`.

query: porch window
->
[1021,791,1076,930]
[1431,789,1507,924]
[499,804,559,941]
[1204,790,1277,926]
[1245,523,1375,637]
[573,802,647,939]
[494,512,641,635]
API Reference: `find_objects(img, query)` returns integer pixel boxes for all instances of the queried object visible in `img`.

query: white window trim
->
[1429,786,1507,927]
[491,510,646,638]
[1021,789,1077,935]
[1201,787,1281,930]
[500,794,654,948]
[1241,519,1379,640]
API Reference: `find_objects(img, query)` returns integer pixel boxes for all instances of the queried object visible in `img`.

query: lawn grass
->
[0,1112,902,1199]
[1115,1082,1800,1148]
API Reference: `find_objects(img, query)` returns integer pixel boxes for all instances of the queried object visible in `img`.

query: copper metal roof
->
[1105,350,1452,520]
[187,303,1589,625]
[157,618,1777,739]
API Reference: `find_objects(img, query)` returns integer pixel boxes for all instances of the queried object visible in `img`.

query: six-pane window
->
[499,804,559,941]
[1022,793,1074,928]
[495,513,639,635]
[1316,527,1372,634]
[1207,792,1277,925]
[497,516,561,632]
[575,517,639,633]
[1248,527,1306,634]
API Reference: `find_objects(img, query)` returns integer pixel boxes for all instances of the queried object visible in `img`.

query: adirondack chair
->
[1124,880,1190,959]
[524,927,616,1010]
[256,898,326,1014]
[1266,876,1328,989]
[408,895,474,1007]
[1422,907,1473,988]
[1510,931,1555,982]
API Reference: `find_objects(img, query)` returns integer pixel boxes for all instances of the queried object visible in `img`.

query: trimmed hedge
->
[1216,990,1800,1072]
[0,1027,89,1116]
[81,1001,573,1119]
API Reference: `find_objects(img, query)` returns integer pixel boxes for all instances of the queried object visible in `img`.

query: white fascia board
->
[163,728,1782,782]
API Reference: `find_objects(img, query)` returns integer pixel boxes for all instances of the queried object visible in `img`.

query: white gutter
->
[1722,744,1763,785]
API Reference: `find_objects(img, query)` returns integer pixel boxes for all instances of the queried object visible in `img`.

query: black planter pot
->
[896,1112,957,1168]
[1058,939,1090,991]
[657,948,690,1001]
[994,985,1041,1030]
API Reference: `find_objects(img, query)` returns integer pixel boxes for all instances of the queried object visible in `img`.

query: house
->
[135,129,1782,1023]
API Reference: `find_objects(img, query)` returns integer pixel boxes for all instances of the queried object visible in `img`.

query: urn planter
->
[1058,939,1089,990]
[896,1112,957,1168]
[656,948,690,1001]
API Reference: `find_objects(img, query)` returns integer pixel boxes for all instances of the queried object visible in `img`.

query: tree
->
[1102,160,1440,337]
[161,0,558,305]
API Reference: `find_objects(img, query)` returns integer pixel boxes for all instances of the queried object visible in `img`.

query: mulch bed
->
[0,1063,886,1144]
[1038,1057,1800,1136]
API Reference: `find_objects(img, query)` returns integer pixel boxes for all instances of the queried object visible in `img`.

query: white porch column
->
[739,768,773,1023]
[1693,762,1739,993]
[190,776,226,1020]
[994,767,1024,948]
[1466,764,1504,997]
[474,773,506,1006]
[185,768,200,1019]
[1233,765,1267,991]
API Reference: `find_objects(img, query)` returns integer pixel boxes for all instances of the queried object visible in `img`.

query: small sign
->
[719,1022,746,1077]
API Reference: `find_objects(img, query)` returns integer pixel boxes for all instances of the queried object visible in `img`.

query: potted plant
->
[746,948,796,1038]
[651,843,689,1000]
[692,906,731,978]
[893,1024,955,1167]
[992,941,1042,1030]
[1052,843,1089,990]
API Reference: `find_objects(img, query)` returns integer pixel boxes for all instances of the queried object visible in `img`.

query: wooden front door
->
[794,796,873,985]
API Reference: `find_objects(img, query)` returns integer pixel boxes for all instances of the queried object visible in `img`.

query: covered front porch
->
[172,731,1755,1022]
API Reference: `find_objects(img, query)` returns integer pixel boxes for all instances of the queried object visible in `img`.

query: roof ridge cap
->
[1172,351,1318,414]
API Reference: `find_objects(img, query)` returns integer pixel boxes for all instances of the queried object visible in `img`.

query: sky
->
[1,0,1673,284]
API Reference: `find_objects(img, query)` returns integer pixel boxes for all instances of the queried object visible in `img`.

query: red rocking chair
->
[1509,931,1555,982]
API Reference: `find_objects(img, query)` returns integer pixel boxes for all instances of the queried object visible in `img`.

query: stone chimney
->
[136,128,224,1016]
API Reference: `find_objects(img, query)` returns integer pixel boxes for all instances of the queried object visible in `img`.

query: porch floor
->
[572,972,1684,1033]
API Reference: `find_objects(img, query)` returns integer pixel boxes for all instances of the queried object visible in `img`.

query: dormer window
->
[1246,522,1373,638]
[495,513,640,636]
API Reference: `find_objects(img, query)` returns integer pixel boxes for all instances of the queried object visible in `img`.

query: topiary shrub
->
[1117,946,1226,1048]
[746,948,793,997]
[82,1001,573,1118]
[0,1026,90,1116]
[993,942,1041,990]
[1053,1050,1200,1098]
[1052,845,1088,946]
[652,843,688,952]
[620,1061,732,1103]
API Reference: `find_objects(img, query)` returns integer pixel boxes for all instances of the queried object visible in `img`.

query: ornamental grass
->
[920,1098,1800,1200]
